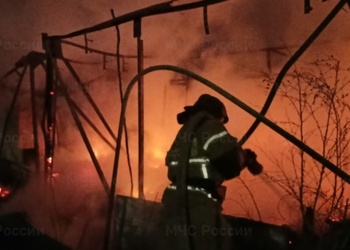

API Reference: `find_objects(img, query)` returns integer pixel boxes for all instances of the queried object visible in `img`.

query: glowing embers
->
[46,156,52,164]
[0,186,11,198]
[0,159,29,202]
[47,156,53,165]
[51,172,59,178]
[46,156,53,175]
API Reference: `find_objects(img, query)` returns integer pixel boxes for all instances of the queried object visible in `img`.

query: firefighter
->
[161,94,263,250]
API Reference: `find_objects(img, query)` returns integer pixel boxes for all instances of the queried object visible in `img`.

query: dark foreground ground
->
[1,195,350,250]
[114,196,350,250]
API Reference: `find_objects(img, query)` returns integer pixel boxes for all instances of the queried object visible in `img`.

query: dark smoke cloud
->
[174,0,292,77]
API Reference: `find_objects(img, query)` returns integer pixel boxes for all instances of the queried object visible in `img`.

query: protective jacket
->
[165,112,245,190]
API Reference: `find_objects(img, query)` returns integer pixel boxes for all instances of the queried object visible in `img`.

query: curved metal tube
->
[239,0,349,145]
[103,64,350,249]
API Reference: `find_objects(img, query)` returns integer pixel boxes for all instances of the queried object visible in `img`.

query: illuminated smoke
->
[1,0,350,247]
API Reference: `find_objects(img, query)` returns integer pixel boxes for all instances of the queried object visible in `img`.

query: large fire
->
[151,148,166,169]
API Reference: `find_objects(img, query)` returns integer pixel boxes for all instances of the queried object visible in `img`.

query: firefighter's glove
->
[244,149,263,175]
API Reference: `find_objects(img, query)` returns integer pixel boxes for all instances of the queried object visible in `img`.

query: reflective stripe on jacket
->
[166,113,244,186]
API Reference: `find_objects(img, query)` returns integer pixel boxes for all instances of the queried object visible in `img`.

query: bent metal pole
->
[104,64,350,249]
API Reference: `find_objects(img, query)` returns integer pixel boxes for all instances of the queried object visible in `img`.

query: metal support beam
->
[48,0,227,40]
[62,59,117,142]
[0,66,27,157]
[134,18,145,199]
[239,0,350,145]
[42,33,58,179]
[70,101,116,151]
[104,62,350,249]
[29,66,40,173]
[56,71,110,194]
[123,65,350,184]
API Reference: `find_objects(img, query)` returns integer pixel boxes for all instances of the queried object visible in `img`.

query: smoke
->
[158,0,293,78]
[1,0,350,247]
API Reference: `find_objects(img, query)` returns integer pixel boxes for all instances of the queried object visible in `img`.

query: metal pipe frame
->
[62,58,117,142]
[0,66,27,156]
[55,66,110,194]
[104,62,350,248]
[134,18,145,199]
[29,65,41,173]
[239,0,350,145]
[47,0,227,40]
